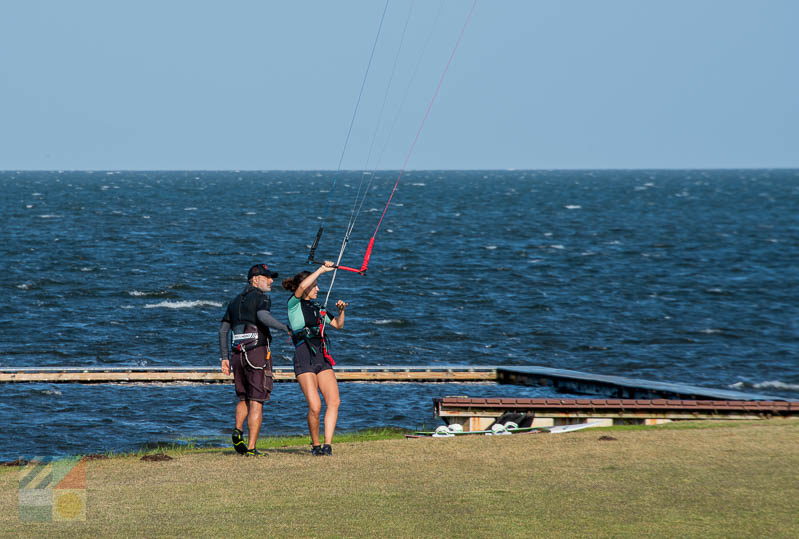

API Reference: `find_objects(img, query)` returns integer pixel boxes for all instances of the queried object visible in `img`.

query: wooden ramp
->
[497,366,782,401]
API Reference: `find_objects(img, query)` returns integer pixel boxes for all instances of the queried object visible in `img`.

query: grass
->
[101,426,413,459]
[1,419,797,537]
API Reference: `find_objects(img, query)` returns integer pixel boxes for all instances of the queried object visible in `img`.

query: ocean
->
[1,169,797,460]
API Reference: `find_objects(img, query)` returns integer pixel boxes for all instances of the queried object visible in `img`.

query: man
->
[219,263,290,457]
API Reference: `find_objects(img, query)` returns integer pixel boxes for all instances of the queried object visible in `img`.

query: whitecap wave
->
[729,380,799,392]
[372,319,405,325]
[144,300,222,309]
[752,380,799,391]
[564,205,582,210]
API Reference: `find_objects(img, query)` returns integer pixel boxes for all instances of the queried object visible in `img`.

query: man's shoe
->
[321,444,332,456]
[311,445,324,456]
[244,448,266,457]
[232,428,247,455]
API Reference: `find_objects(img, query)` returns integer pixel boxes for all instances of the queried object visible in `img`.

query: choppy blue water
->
[1,169,798,460]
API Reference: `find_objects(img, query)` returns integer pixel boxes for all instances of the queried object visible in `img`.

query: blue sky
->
[1,0,797,170]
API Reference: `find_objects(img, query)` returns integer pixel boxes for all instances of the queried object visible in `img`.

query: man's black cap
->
[248,263,279,280]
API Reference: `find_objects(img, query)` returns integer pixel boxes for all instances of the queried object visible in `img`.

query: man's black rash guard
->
[218,307,289,361]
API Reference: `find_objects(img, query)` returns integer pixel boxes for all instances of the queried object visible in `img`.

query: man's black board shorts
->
[232,345,273,402]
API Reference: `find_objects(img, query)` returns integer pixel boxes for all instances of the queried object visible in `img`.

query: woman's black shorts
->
[293,340,333,376]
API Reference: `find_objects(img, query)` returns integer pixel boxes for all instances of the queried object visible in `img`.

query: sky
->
[1,0,797,170]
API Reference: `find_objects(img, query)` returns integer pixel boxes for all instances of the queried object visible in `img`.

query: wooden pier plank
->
[0,366,497,384]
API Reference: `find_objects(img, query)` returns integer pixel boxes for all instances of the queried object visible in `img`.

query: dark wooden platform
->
[497,366,781,401]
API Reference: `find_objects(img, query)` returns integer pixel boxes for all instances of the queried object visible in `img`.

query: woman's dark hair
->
[282,271,313,292]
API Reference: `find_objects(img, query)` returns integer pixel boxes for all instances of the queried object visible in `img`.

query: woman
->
[282,261,348,456]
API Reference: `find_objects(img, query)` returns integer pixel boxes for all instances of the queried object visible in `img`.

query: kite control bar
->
[307,225,362,272]
[309,237,375,275]
[309,259,363,274]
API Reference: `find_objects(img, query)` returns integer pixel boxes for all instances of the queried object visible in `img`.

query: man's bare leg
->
[246,401,263,450]
[235,400,248,431]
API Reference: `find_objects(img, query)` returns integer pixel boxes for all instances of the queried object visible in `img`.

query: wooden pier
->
[0,364,786,403]
[3,364,794,431]
[0,365,497,384]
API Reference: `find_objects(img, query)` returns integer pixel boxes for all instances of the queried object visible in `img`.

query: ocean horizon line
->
[3,167,799,174]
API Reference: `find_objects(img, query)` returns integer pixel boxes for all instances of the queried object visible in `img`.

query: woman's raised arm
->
[294,261,336,298]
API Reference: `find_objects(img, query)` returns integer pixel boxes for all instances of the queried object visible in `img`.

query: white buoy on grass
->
[433,425,454,437]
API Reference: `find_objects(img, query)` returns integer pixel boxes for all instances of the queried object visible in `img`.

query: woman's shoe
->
[321,444,332,456]
[311,445,324,456]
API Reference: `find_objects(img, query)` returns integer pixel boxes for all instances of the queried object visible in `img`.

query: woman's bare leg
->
[317,369,340,445]
[297,372,322,446]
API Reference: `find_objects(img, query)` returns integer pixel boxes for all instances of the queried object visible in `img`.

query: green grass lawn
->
[2,419,797,538]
